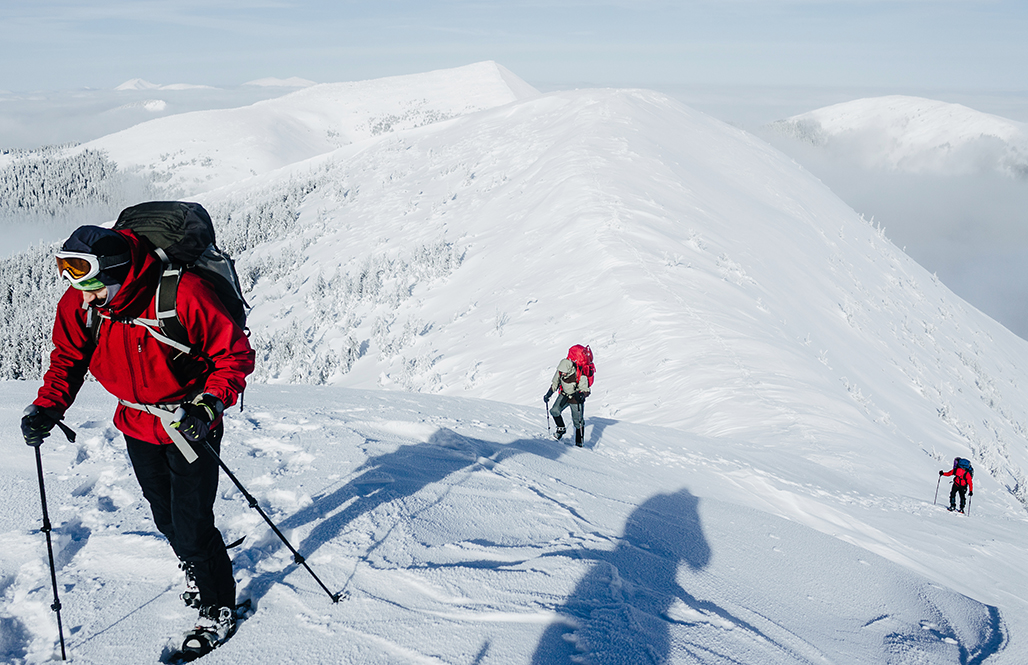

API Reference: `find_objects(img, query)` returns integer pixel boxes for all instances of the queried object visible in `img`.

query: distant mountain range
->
[769,95,1028,178]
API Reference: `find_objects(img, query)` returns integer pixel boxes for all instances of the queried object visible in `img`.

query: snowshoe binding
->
[179,561,200,609]
[164,601,249,663]
[553,426,566,441]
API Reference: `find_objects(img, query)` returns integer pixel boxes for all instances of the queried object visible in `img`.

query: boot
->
[553,416,565,440]
[575,426,584,447]
[179,604,236,657]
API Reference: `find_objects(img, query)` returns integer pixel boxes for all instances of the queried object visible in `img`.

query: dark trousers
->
[949,483,968,511]
[550,394,585,429]
[125,425,235,609]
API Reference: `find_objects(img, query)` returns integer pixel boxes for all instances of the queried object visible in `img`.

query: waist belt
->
[118,400,199,464]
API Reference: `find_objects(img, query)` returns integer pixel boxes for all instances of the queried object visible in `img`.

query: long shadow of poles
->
[237,427,569,604]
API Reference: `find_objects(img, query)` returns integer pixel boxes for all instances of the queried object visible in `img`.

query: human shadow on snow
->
[530,489,800,664]
[238,427,571,604]
[582,416,615,449]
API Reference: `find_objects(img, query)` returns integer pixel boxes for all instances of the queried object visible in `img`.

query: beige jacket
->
[550,358,591,398]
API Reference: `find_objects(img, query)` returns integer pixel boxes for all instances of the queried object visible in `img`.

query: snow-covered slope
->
[74,61,538,194]
[3,67,1028,663]
[0,382,1013,664]
[770,95,1028,177]
[192,86,1028,517]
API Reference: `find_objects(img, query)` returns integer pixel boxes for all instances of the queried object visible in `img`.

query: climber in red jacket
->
[940,458,974,513]
[22,225,254,643]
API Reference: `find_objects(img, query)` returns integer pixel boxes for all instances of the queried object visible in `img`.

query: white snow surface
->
[772,95,1028,177]
[77,62,539,194]
[2,64,1028,663]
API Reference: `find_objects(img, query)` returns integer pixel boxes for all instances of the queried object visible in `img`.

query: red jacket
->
[942,466,974,492]
[34,230,255,445]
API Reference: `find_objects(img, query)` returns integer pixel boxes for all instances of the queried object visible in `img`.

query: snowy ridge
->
[73,62,538,194]
[1,65,1028,663]
[199,87,1028,517]
[770,95,1028,177]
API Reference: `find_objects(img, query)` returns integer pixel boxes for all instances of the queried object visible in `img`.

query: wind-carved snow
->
[2,64,1028,664]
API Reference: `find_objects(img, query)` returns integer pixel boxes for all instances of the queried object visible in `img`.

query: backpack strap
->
[154,264,194,355]
[89,264,195,357]
[86,262,204,358]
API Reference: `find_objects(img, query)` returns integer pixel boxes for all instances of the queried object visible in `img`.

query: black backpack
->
[103,201,249,357]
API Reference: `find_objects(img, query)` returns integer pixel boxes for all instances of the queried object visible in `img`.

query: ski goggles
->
[55,250,130,290]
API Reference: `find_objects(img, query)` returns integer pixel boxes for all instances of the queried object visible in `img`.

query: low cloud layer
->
[762,127,1028,338]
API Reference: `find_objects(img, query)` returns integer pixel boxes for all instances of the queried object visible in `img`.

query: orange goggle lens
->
[56,255,98,281]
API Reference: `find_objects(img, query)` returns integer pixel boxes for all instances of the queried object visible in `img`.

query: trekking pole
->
[934,475,941,505]
[200,441,343,603]
[544,399,551,438]
[966,495,972,517]
[33,444,70,660]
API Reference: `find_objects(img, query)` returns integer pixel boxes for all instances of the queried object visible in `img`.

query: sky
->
[3,1,1027,104]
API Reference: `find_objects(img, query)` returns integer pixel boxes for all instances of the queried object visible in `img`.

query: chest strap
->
[118,400,198,464]
[96,313,194,356]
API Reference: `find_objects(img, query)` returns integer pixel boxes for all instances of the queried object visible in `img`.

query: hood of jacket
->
[93,230,160,320]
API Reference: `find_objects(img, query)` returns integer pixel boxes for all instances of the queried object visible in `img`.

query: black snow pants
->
[949,482,968,511]
[125,424,235,610]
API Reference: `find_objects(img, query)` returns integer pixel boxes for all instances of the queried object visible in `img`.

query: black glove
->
[544,389,554,403]
[22,405,61,447]
[575,392,587,404]
[969,491,973,497]
[939,470,944,476]
[173,394,224,443]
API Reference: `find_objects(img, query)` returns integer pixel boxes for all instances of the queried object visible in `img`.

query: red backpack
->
[567,345,596,387]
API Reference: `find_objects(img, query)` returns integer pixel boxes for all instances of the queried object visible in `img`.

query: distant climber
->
[544,345,595,447]
[940,457,974,513]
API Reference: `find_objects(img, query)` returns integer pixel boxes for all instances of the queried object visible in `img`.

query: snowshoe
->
[164,603,244,663]
[553,426,566,440]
